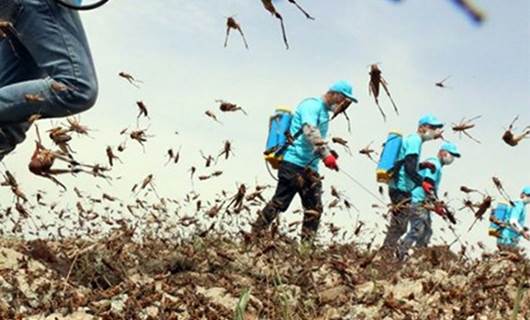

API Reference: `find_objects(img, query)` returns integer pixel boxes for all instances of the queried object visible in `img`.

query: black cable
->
[55,0,109,11]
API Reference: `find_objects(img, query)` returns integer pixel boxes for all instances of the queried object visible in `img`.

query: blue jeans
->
[382,188,412,249]
[0,0,97,159]
[399,204,432,257]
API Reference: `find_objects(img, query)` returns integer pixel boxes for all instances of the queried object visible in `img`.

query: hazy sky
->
[1,0,529,253]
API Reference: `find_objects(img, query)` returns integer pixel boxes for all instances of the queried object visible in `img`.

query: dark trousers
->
[382,188,412,249]
[253,161,323,241]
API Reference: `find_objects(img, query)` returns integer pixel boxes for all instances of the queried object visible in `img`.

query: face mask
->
[441,153,454,165]
[422,129,436,141]
[328,103,339,113]
[523,195,530,205]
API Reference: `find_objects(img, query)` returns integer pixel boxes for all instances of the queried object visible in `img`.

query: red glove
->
[433,203,446,217]
[422,181,434,194]
[323,154,338,171]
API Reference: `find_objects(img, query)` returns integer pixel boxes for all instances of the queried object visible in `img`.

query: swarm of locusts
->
[1,4,529,317]
[0,226,529,319]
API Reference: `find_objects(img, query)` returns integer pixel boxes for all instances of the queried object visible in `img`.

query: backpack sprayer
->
[376,131,403,184]
[264,107,296,170]
[55,0,109,10]
[488,202,529,240]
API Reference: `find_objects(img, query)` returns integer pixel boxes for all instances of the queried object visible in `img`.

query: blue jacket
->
[411,157,442,204]
[498,200,527,246]
[391,133,423,193]
[283,97,329,172]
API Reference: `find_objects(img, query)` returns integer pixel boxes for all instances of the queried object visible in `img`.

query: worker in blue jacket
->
[497,186,530,249]
[382,114,444,251]
[252,80,358,242]
[398,142,461,259]
[0,0,97,160]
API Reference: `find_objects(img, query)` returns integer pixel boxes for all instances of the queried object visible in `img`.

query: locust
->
[129,128,152,152]
[331,137,352,155]
[15,202,29,219]
[166,148,174,165]
[502,116,529,147]
[218,140,234,160]
[66,116,92,136]
[136,101,149,120]
[211,170,223,177]
[452,115,481,143]
[35,191,45,205]
[368,64,399,121]
[28,141,78,190]
[216,99,247,115]
[139,174,153,191]
[354,221,365,236]
[105,146,121,167]
[260,0,289,49]
[200,151,215,167]
[435,75,451,88]
[224,16,249,49]
[117,141,126,152]
[467,195,492,232]
[459,185,484,196]
[205,110,222,125]
[424,200,457,224]
[331,185,341,199]
[47,126,74,155]
[73,187,84,198]
[24,94,45,103]
[102,193,117,202]
[118,71,143,88]
[28,114,42,125]
[331,99,353,132]
[492,176,514,205]
[328,198,340,209]
[165,146,181,165]
[359,141,378,162]
[1,170,28,203]
[226,184,246,213]
[89,164,111,180]
[135,174,160,199]
[189,166,196,187]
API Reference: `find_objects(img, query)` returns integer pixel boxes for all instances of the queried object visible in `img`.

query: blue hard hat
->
[522,186,530,195]
[329,80,358,103]
[418,113,444,128]
[440,142,461,158]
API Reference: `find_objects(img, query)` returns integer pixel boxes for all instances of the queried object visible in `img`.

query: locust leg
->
[277,14,289,50]
[513,130,530,144]
[287,0,315,20]
[39,173,67,191]
[462,130,481,144]
[237,29,249,49]
[375,98,386,122]
[380,78,399,115]
[369,82,386,121]
[224,26,231,48]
